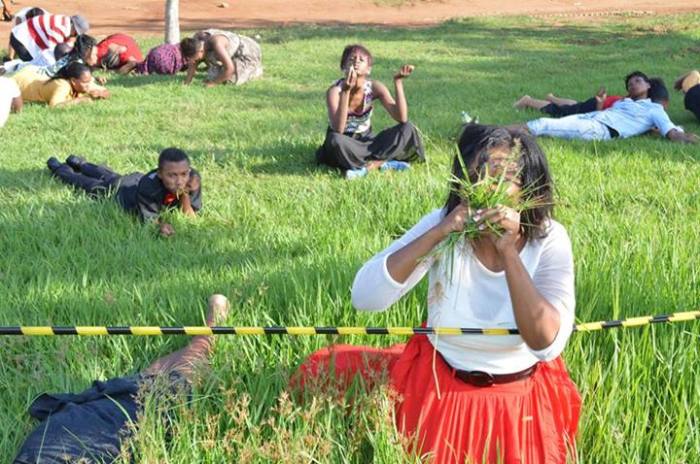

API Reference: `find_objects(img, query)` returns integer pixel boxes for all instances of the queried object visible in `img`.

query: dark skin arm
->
[667,128,699,144]
[10,95,22,113]
[203,35,236,87]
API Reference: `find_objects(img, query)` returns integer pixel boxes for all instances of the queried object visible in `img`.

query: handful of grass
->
[432,149,548,277]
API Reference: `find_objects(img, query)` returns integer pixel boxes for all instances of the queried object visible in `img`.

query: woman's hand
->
[342,68,358,91]
[475,205,521,254]
[95,76,108,85]
[159,222,175,237]
[394,64,414,80]
[436,203,471,238]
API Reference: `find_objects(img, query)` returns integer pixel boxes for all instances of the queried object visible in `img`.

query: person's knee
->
[327,131,346,149]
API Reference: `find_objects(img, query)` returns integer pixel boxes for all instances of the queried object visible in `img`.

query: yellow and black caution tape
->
[1,310,699,336]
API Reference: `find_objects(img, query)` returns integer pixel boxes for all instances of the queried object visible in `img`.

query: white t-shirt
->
[0,77,21,128]
[351,209,576,374]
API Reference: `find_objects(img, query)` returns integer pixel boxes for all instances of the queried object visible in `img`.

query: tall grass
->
[0,13,699,462]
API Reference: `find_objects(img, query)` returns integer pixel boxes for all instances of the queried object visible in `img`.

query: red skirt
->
[292,335,581,464]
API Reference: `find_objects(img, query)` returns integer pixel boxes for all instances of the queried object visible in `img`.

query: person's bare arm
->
[667,129,699,144]
[118,60,138,75]
[376,64,414,123]
[204,36,236,86]
[328,68,356,133]
[10,95,22,113]
[674,71,693,91]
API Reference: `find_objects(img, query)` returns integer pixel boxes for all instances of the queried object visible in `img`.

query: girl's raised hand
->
[394,64,415,80]
[343,68,358,91]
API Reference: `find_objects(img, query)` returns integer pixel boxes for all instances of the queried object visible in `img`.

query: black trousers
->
[315,122,425,171]
[53,162,122,196]
[541,97,598,118]
[684,84,700,122]
[9,33,33,61]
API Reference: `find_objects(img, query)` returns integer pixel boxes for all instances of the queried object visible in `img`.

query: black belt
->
[453,363,539,387]
[605,125,620,138]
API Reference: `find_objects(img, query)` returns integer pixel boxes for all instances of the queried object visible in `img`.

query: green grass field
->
[1,12,700,463]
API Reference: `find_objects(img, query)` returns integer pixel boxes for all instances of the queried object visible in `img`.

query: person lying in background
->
[96,33,144,73]
[118,38,201,76]
[9,12,89,66]
[12,62,108,108]
[0,76,22,127]
[674,69,700,122]
[518,71,697,143]
[46,147,201,237]
[13,294,230,464]
[514,76,670,116]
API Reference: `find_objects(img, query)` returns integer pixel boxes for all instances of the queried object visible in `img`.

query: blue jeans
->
[527,114,612,141]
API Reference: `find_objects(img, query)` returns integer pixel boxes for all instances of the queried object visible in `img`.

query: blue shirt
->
[587,98,682,138]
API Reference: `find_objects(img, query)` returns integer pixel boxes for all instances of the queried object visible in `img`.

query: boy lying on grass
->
[47,147,201,237]
[515,71,698,143]
[13,295,229,464]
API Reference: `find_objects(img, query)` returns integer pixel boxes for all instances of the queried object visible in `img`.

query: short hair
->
[180,38,203,59]
[25,8,46,20]
[54,42,73,60]
[51,61,90,81]
[625,71,650,90]
[158,147,190,169]
[648,77,669,104]
[340,44,373,70]
[445,124,554,242]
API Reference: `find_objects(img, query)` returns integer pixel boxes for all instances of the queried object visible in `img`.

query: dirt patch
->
[1,0,699,43]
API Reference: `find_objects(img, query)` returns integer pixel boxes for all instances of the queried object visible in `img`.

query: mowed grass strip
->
[0,13,699,462]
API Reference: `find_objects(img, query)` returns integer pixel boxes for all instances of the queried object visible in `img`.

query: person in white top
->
[522,71,698,144]
[293,123,581,464]
[0,76,22,127]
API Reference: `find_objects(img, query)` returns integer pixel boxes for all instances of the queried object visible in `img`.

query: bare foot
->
[513,95,532,109]
[206,294,230,326]
[546,93,556,102]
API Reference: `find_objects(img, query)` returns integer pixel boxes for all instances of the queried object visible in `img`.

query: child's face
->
[158,160,192,194]
[343,51,371,76]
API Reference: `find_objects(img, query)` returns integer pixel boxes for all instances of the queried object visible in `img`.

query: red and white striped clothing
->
[11,14,72,59]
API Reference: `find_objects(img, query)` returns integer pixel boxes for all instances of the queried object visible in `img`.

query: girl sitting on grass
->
[12,61,108,107]
[315,44,425,180]
[295,124,580,463]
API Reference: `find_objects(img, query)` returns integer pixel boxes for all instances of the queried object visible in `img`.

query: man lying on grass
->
[515,71,698,144]
[12,295,229,464]
[46,147,201,237]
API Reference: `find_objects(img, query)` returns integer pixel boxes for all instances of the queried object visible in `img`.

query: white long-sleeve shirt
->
[351,209,576,374]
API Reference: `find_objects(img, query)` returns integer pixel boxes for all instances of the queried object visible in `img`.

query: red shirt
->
[602,95,623,109]
[96,34,144,67]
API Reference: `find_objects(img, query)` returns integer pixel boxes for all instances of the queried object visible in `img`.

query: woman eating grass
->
[295,123,580,463]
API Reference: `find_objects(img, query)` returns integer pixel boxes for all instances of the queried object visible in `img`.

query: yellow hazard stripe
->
[576,322,604,332]
[621,316,653,327]
[234,327,266,335]
[75,326,109,336]
[130,327,163,336]
[20,327,55,336]
[183,327,214,336]
[336,327,369,335]
[669,311,700,322]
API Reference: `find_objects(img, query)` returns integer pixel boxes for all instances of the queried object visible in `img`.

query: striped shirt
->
[11,14,72,59]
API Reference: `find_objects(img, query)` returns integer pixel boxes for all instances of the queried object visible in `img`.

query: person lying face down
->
[11,61,108,107]
[315,43,425,179]
[12,295,230,464]
[519,71,698,144]
[46,148,202,237]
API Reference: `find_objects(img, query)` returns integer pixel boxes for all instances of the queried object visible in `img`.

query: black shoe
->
[47,157,62,173]
[65,155,85,171]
